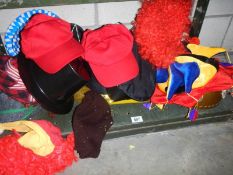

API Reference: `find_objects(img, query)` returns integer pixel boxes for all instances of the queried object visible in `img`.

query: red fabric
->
[21,14,84,74]
[0,55,37,105]
[0,131,76,175]
[81,24,139,87]
[187,37,200,45]
[151,65,233,108]
[134,0,192,68]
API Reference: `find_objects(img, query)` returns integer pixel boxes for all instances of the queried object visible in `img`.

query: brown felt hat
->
[72,90,113,158]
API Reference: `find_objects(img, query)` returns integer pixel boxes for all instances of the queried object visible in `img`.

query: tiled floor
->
[59,120,233,175]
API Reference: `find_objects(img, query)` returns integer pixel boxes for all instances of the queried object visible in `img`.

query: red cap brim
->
[34,38,84,74]
[89,52,139,87]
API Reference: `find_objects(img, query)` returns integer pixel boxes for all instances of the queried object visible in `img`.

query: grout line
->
[0,33,5,44]
[94,3,99,26]
[221,15,233,47]
[205,14,233,18]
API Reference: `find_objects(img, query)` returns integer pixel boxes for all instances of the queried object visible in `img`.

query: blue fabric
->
[167,62,200,100]
[167,63,184,100]
[173,62,200,93]
[219,62,233,67]
[188,108,198,121]
[143,102,152,110]
[155,68,168,83]
[4,9,58,57]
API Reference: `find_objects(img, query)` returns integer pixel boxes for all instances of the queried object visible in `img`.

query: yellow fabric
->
[155,104,165,110]
[0,121,54,156]
[110,100,142,105]
[74,86,91,103]
[157,82,167,93]
[101,94,142,105]
[187,44,226,58]
[74,86,142,105]
[175,55,217,88]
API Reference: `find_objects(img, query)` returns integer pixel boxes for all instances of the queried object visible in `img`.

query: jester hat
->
[151,44,233,108]
[157,44,224,100]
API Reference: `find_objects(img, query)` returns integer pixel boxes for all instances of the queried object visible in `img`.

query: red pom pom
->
[188,37,200,45]
[0,132,77,175]
[134,0,192,68]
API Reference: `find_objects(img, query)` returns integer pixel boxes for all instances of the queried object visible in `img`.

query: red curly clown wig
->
[134,0,192,68]
[0,121,77,175]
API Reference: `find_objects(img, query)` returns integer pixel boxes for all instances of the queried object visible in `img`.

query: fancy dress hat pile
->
[17,14,89,114]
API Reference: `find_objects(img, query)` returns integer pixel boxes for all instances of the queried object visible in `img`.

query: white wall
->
[198,0,233,50]
[0,0,233,51]
[0,1,140,37]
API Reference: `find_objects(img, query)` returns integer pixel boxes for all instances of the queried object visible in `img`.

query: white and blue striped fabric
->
[4,9,58,57]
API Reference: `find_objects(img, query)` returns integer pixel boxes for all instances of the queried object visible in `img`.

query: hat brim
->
[89,52,139,88]
[17,52,74,114]
[34,37,84,74]
[114,42,156,101]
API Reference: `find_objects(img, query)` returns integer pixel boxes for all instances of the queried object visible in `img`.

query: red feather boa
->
[134,0,192,68]
[0,132,77,175]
